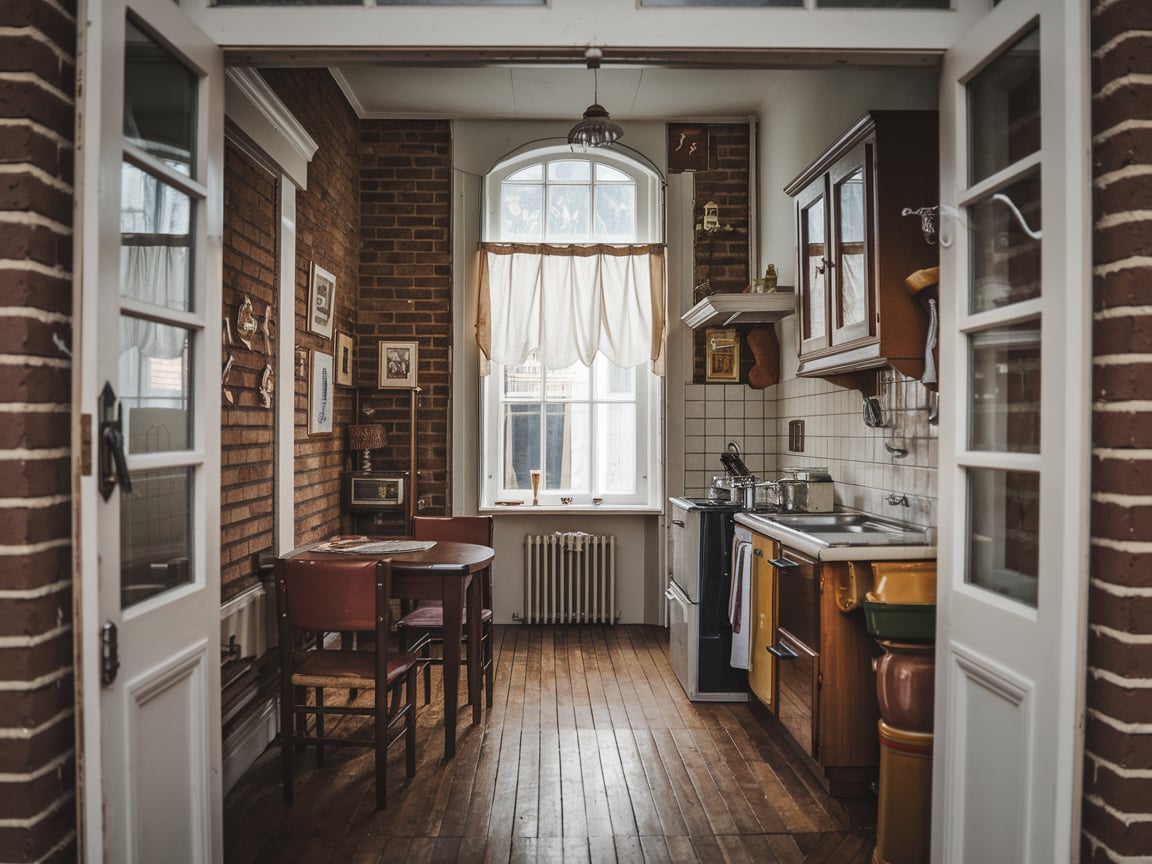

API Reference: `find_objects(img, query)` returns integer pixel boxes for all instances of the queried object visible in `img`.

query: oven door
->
[665,579,694,698]
[771,628,820,759]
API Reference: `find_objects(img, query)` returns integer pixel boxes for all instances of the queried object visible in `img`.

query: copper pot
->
[874,640,936,732]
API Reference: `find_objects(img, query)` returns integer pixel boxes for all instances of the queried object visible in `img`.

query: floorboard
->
[224,625,875,863]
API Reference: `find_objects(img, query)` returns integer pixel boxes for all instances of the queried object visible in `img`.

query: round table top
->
[288,539,493,574]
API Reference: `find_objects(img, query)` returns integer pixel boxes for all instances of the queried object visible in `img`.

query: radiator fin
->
[524,533,616,625]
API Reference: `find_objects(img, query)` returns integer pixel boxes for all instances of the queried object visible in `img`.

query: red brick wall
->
[0,0,77,860]
[221,141,278,600]
[260,70,362,542]
[690,124,751,383]
[359,121,453,519]
[1083,0,1152,859]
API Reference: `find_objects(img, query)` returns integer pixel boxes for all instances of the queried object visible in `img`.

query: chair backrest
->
[412,515,493,547]
[275,556,388,633]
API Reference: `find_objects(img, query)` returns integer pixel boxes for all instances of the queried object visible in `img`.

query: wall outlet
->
[788,419,805,452]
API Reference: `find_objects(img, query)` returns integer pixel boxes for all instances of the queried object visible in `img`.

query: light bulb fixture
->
[568,48,622,149]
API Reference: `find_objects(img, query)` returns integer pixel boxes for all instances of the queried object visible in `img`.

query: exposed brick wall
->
[0,0,77,860]
[359,121,453,520]
[260,70,362,543]
[221,140,278,601]
[690,124,751,383]
[1083,1,1152,860]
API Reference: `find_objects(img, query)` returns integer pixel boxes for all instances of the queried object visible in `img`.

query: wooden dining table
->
[281,539,494,760]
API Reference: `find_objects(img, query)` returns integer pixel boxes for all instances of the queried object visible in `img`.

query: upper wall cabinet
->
[784,111,938,383]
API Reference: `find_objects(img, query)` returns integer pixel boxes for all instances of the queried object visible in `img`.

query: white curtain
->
[476,243,666,374]
[120,245,189,359]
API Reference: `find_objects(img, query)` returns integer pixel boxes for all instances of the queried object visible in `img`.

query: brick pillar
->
[1082,0,1152,860]
[0,0,78,861]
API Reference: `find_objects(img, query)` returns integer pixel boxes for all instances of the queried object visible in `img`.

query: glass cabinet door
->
[831,155,871,346]
[797,180,829,355]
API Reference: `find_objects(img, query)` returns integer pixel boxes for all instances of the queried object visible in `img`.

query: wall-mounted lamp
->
[702,201,720,233]
[348,423,387,472]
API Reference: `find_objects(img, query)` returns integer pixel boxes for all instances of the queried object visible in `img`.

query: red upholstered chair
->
[395,515,495,708]
[275,556,418,810]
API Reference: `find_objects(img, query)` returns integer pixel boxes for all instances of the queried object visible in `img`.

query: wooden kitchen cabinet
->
[748,531,777,713]
[784,110,938,385]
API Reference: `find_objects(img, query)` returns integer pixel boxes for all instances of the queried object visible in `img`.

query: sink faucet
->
[886,492,909,507]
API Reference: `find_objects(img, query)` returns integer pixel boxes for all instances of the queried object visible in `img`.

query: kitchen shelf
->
[681,291,795,329]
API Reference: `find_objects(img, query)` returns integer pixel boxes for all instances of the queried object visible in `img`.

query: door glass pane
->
[966,469,1039,607]
[545,402,590,492]
[836,168,867,329]
[969,172,1041,313]
[597,403,636,493]
[124,19,197,169]
[503,404,541,491]
[121,162,193,311]
[802,196,826,341]
[120,320,191,455]
[121,466,193,608]
[967,27,1040,185]
[968,323,1040,453]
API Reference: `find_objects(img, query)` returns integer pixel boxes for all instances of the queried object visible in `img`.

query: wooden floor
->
[224,625,876,863]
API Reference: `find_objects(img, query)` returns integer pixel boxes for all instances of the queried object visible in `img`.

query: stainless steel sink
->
[753,511,931,547]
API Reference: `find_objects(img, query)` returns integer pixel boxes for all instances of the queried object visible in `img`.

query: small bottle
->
[763,264,778,293]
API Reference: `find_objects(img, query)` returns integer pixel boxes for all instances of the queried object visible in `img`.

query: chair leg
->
[405,667,417,779]
[484,625,494,709]
[281,681,295,806]
[315,687,325,768]
[374,685,388,811]
[422,641,433,706]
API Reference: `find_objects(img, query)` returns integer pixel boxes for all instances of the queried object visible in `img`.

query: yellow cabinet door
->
[749,532,777,710]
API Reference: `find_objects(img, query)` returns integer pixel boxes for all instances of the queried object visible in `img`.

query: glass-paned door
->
[933,3,1090,862]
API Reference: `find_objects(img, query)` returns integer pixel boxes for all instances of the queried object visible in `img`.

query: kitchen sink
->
[747,511,933,548]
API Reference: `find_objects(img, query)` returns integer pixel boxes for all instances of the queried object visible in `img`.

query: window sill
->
[480,504,663,515]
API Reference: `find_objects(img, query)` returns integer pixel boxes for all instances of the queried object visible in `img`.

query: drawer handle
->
[767,642,799,660]
[671,519,685,527]
[767,558,799,569]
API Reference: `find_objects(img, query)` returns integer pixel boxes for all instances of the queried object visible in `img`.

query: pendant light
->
[568,48,623,148]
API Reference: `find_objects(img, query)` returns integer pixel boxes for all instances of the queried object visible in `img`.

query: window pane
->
[121,466,193,608]
[594,184,636,242]
[124,19,197,168]
[597,404,636,493]
[596,164,630,182]
[836,168,866,328]
[968,27,1040,185]
[547,185,590,241]
[548,161,591,183]
[507,165,543,182]
[120,321,192,455]
[967,469,1039,607]
[503,357,542,400]
[802,196,826,341]
[969,323,1041,453]
[969,172,1041,313]
[594,356,635,399]
[500,183,543,241]
[545,403,590,492]
[121,162,193,311]
[546,363,591,402]
[503,404,541,490]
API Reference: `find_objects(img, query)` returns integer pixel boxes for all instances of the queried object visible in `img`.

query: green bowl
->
[863,599,936,642]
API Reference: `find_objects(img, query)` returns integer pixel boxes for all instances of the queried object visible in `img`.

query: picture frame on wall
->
[335,331,354,387]
[705,327,740,383]
[307,262,336,339]
[308,351,334,436]
[378,341,418,389]
[667,124,709,173]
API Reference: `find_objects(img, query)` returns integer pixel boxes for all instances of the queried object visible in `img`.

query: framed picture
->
[307,262,336,339]
[308,351,334,436]
[667,124,709,173]
[335,331,354,387]
[378,341,418,389]
[705,327,739,383]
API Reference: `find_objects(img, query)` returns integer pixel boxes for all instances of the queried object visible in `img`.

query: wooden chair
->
[275,556,418,810]
[395,515,495,708]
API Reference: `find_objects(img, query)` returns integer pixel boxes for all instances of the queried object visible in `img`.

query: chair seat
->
[291,649,418,690]
[396,605,493,629]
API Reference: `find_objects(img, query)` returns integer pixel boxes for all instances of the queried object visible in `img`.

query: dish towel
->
[728,539,752,670]
[922,297,938,385]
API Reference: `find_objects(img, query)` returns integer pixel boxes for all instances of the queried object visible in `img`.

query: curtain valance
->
[476,242,666,375]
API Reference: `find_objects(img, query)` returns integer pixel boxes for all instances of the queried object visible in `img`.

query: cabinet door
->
[796,177,830,356]
[748,533,777,711]
[830,147,873,346]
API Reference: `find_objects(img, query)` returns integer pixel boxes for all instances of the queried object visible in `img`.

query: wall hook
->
[902,205,938,245]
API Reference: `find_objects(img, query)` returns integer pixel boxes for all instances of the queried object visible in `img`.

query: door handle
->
[767,642,799,660]
[671,519,685,527]
[98,382,132,500]
[101,621,120,686]
[767,558,798,570]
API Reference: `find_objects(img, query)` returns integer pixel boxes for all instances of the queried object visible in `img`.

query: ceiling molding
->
[225,67,319,187]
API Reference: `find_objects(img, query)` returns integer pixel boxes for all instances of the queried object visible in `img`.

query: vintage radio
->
[343,471,406,512]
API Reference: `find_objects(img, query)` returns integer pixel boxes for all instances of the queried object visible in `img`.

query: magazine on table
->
[315,537,437,554]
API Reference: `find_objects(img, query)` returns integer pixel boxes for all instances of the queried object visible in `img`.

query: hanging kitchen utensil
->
[721,441,752,477]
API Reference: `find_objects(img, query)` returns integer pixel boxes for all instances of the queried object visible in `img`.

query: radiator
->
[524,532,617,624]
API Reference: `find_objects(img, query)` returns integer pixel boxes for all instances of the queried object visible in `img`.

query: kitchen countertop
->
[735,511,937,562]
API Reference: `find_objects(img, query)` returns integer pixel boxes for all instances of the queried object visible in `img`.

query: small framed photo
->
[308,351,334,436]
[378,341,418,389]
[667,124,709,173]
[705,327,739,383]
[307,262,336,339]
[335,331,354,387]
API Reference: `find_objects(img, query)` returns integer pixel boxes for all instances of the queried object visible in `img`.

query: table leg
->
[468,568,483,724]
[441,572,464,760]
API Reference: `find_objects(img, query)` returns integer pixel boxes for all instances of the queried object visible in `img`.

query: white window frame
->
[479,144,664,509]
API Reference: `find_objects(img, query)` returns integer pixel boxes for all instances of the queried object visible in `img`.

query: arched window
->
[479,145,664,508]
